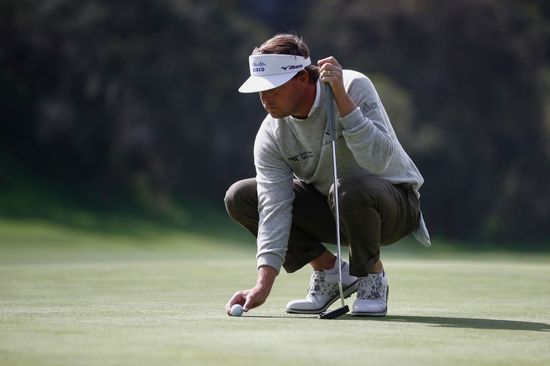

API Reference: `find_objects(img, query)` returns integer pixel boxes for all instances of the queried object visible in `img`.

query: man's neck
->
[291,82,317,119]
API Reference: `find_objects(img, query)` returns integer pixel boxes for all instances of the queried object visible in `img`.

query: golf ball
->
[230,304,243,317]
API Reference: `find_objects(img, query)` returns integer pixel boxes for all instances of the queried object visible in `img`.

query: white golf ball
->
[230,304,243,317]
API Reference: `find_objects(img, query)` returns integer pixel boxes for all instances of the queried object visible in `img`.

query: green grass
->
[1,218,549,366]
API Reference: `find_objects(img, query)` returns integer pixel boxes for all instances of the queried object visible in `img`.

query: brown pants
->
[224,174,420,277]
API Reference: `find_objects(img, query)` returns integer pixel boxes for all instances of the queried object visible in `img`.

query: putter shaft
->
[331,140,345,307]
[326,84,346,309]
[319,84,349,320]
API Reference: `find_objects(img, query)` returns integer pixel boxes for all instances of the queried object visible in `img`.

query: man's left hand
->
[318,56,357,118]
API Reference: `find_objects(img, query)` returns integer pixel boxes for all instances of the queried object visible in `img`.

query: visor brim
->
[238,72,298,93]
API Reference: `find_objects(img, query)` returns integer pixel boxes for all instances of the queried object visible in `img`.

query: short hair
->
[252,34,319,83]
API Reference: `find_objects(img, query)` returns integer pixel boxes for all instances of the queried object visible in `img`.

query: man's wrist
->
[333,90,356,117]
[257,265,277,292]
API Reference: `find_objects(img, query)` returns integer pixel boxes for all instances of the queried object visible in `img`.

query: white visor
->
[238,54,311,93]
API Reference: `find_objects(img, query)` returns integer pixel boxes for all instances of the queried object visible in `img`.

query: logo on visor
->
[281,64,303,71]
[252,61,266,73]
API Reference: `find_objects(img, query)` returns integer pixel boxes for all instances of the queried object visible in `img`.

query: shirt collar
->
[307,80,321,117]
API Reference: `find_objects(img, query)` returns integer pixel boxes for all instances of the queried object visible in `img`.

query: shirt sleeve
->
[253,124,294,273]
[339,76,395,174]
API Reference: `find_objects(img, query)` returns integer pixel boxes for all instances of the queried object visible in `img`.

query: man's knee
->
[331,175,386,209]
[224,178,257,219]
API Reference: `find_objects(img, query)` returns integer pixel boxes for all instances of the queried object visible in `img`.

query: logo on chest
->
[287,151,314,162]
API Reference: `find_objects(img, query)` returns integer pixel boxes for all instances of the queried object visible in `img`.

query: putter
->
[319,83,349,320]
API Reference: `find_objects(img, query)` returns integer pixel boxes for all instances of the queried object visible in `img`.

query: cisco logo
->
[252,61,266,73]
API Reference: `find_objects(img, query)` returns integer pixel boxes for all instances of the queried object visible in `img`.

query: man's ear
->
[297,70,309,84]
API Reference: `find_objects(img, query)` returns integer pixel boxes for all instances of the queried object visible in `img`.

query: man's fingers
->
[317,56,341,68]
[320,68,341,79]
[320,68,342,84]
[319,63,340,74]
[243,295,255,312]
[225,291,246,314]
[318,56,343,85]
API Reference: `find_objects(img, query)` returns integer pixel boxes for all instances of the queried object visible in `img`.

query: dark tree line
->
[1,0,549,243]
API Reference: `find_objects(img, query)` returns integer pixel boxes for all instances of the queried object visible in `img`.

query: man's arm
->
[318,57,395,174]
[254,125,294,272]
[225,123,293,314]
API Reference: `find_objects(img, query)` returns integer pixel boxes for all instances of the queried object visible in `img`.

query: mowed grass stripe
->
[1,258,549,365]
[1,219,549,365]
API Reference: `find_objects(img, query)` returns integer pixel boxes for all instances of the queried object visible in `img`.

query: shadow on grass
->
[244,314,550,332]
[352,315,550,332]
[242,315,318,320]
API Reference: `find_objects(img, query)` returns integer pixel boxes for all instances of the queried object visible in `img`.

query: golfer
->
[225,34,430,316]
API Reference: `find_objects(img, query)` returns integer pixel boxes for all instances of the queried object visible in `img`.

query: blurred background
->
[1,0,549,248]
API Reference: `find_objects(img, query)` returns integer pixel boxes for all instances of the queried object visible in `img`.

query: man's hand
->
[318,56,356,118]
[225,266,278,315]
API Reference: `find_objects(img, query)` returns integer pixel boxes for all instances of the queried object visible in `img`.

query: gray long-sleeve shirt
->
[254,70,430,272]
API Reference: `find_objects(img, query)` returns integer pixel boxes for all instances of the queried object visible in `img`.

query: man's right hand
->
[225,265,278,315]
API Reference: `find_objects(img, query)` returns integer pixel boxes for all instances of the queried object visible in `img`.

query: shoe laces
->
[306,271,336,297]
[357,273,384,300]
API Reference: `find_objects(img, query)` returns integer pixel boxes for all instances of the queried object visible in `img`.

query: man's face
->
[259,75,306,119]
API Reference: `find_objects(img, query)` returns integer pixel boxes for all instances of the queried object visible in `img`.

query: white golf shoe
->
[286,261,358,314]
[351,271,389,316]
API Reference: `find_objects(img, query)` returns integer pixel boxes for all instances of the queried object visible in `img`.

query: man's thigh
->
[291,180,337,244]
[337,174,420,245]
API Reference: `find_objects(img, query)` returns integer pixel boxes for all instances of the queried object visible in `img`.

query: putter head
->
[319,305,349,319]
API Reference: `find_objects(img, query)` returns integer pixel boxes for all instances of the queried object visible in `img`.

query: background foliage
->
[1,0,549,244]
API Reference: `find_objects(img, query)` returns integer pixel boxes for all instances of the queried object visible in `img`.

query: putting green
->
[0,219,549,365]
